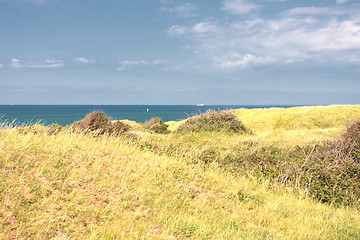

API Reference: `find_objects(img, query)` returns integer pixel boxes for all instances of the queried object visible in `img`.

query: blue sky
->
[0,0,359,105]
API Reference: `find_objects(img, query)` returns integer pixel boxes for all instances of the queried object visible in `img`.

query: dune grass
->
[165,105,360,148]
[232,105,360,131]
[156,105,360,161]
[1,105,360,239]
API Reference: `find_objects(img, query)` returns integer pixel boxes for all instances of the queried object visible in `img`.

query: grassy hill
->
[166,105,360,147]
[1,105,360,239]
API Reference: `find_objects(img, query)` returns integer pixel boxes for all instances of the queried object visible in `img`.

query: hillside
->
[1,105,360,239]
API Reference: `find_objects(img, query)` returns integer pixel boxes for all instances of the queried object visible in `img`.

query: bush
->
[77,111,130,136]
[176,111,249,133]
[79,111,109,134]
[231,122,360,206]
[341,120,360,161]
[145,117,169,134]
[221,140,360,207]
[108,121,131,136]
[302,141,360,206]
[200,121,360,207]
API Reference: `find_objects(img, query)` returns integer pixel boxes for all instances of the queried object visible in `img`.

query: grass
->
[166,105,360,147]
[230,105,359,146]
[1,105,360,239]
[232,105,360,131]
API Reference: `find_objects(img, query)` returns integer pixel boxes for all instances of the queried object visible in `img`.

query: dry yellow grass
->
[1,105,360,239]
[166,105,360,147]
[232,105,360,132]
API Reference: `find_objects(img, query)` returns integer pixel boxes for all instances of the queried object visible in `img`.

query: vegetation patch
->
[176,110,250,133]
[145,117,169,134]
[137,118,360,207]
[232,105,360,132]
[2,105,360,239]
[212,121,360,206]
[341,120,360,160]
[76,111,130,136]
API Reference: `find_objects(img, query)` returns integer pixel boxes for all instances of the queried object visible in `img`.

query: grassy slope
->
[166,105,360,148]
[1,105,360,239]
[158,106,360,169]
[232,105,360,145]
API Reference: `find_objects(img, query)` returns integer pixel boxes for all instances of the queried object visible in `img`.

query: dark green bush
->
[145,117,169,134]
[176,111,249,133]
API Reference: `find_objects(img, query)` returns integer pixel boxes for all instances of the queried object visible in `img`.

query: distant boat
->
[197,104,205,106]
[146,108,149,112]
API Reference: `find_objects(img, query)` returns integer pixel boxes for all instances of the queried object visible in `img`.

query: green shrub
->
[176,111,250,133]
[145,117,169,134]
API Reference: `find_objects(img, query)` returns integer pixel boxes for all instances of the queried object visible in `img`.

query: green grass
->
[1,105,360,239]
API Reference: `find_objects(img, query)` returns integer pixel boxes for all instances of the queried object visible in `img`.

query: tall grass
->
[232,105,360,132]
[1,123,360,239]
[1,105,360,239]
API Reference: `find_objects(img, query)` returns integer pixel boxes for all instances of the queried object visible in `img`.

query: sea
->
[0,105,297,126]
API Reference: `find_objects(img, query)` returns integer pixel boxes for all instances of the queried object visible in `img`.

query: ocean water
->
[0,105,296,126]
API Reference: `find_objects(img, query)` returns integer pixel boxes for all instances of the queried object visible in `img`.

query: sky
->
[0,0,359,105]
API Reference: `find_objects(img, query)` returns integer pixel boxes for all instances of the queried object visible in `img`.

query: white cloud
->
[167,1,360,70]
[222,0,260,15]
[259,19,360,52]
[285,6,354,16]
[336,0,349,4]
[9,0,55,4]
[10,58,22,69]
[192,22,218,34]
[10,58,64,69]
[0,63,4,68]
[75,57,94,64]
[120,60,150,66]
[117,59,162,71]
[27,0,52,3]
[161,3,197,18]
[218,52,276,69]
[152,60,164,65]
[167,25,187,35]
[116,67,127,71]
[286,7,331,16]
